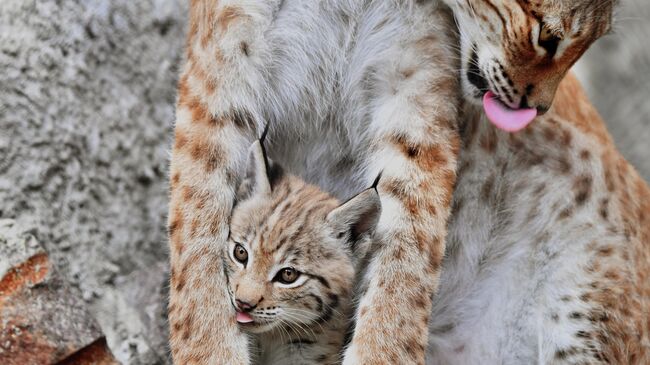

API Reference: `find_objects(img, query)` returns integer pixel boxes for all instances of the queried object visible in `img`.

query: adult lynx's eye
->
[233,244,248,264]
[538,22,562,57]
[275,268,300,284]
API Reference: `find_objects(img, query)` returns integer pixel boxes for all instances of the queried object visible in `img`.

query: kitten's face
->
[223,140,380,335]
[224,177,355,335]
[443,0,616,111]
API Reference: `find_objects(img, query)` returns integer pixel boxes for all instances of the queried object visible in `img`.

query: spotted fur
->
[167,0,622,364]
[428,74,650,364]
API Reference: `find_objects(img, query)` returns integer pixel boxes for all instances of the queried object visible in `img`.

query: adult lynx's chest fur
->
[428,76,650,364]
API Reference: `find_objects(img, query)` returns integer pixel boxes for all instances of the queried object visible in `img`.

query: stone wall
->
[575,0,650,182]
[0,0,186,363]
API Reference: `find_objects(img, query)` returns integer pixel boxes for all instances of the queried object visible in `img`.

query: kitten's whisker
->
[282,311,319,340]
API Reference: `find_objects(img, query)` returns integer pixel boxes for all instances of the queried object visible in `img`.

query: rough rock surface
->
[0,219,117,365]
[0,0,647,364]
[0,0,185,363]
[575,0,650,181]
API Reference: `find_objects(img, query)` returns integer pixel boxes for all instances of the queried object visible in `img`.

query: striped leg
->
[168,1,281,363]
[343,20,461,365]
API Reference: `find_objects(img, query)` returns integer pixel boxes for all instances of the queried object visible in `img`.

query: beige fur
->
[166,0,630,363]
[221,141,380,364]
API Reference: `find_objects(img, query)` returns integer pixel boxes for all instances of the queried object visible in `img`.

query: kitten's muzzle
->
[235,298,258,312]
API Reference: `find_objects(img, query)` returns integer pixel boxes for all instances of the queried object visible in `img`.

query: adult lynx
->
[167,0,623,363]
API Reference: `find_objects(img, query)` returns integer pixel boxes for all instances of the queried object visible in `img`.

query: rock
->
[576,0,650,181]
[0,219,118,365]
[0,1,186,362]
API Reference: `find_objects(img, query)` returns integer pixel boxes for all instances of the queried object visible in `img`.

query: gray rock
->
[576,0,650,181]
[0,0,186,363]
[0,219,42,279]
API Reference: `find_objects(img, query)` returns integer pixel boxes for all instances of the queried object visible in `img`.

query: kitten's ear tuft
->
[371,171,382,192]
[237,140,272,200]
[260,120,270,145]
[326,188,381,257]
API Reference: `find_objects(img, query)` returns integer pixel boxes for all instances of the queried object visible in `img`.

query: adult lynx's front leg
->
[167,1,281,363]
[344,8,461,364]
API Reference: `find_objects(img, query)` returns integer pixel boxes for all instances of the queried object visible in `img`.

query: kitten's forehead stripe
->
[242,176,339,260]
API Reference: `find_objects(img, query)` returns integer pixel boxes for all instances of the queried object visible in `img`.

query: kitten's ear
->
[326,188,381,258]
[237,140,272,200]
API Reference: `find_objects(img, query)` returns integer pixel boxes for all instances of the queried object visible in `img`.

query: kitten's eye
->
[233,244,248,264]
[538,22,562,57]
[275,268,300,284]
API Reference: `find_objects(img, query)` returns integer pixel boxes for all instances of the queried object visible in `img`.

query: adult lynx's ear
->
[326,186,381,260]
[236,140,272,201]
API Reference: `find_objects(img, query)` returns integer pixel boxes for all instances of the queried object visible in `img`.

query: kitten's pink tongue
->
[483,91,537,132]
[236,311,254,324]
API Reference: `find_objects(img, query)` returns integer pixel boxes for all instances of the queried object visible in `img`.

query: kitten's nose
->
[235,298,259,312]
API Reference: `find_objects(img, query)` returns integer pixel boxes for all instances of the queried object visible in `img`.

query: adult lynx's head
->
[444,0,617,113]
[223,140,381,335]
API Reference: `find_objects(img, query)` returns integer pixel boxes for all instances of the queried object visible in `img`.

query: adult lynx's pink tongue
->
[236,311,254,324]
[483,91,537,132]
